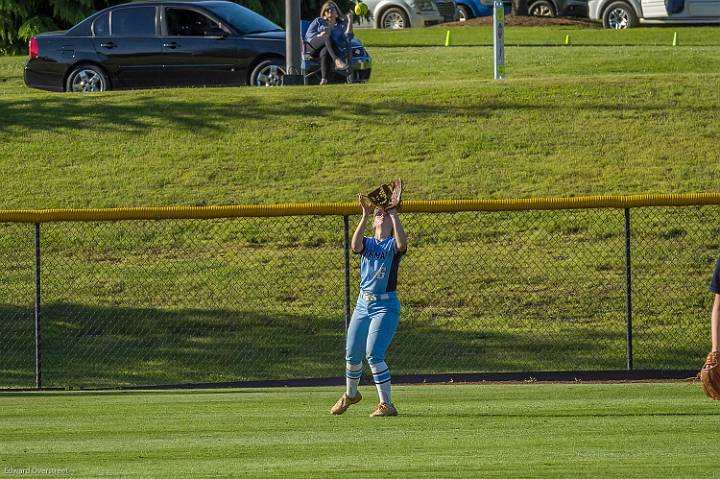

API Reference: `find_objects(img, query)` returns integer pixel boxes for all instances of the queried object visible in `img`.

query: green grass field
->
[2,383,719,478]
[1,26,720,388]
[359,24,720,46]
[1,26,720,208]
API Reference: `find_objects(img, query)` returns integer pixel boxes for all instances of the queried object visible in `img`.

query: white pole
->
[493,0,505,80]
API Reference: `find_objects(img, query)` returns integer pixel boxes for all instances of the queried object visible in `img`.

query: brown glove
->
[365,179,402,211]
[700,351,720,400]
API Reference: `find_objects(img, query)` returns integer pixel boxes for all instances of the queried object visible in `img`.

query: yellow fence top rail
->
[2,193,720,223]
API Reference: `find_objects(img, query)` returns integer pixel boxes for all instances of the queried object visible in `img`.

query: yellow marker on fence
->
[445,30,452,47]
[673,31,678,46]
[564,34,570,45]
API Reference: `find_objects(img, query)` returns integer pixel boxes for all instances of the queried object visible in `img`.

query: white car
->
[589,0,720,28]
[357,0,457,29]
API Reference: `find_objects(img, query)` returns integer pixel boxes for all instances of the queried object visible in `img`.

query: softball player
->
[709,256,720,354]
[700,256,720,399]
[331,195,407,417]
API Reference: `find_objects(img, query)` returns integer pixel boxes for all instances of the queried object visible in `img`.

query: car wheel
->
[250,58,286,87]
[602,1,638,28]
[380,7,410,29]
[529,0,557,16]
[457,5,472,21]
[65,64,109,93]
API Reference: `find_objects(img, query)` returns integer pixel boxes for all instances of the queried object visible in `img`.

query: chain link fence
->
[0,201,716,388]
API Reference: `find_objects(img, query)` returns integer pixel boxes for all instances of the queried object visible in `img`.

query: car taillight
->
[29,37,39,59]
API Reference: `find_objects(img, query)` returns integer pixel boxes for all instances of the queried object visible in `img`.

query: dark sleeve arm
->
[710,257,720,293]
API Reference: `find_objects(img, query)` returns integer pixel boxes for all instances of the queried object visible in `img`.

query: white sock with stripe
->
[345,362,363,398]
[370,361,392,404]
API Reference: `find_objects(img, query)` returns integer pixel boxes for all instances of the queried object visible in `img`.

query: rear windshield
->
[203,2,282,34]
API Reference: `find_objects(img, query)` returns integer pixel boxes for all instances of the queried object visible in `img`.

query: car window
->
[166,8,221,36]
[203,2,282,34]
[92,13,109,36]
[111,7,156,37]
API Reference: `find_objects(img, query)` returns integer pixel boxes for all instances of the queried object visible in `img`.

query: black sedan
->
[24,1,372,92]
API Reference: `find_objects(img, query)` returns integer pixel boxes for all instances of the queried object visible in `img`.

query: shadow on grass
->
[0,92,710,135]
[407,411,714,418]
[0,302,704,389]
[0,302,344,388]
[0,389,281,397]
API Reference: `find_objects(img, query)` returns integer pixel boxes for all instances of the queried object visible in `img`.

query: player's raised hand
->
[358,194,373,216]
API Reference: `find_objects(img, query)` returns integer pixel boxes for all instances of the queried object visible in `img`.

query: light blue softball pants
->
[345,293,401,365]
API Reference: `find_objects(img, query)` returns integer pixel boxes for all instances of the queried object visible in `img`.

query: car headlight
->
[353,48,363,57]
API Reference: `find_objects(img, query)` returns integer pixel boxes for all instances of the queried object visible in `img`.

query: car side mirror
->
[206,27,227,37]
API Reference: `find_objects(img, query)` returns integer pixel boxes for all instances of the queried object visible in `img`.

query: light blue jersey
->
[345,233,407,407]
[359,236,404,294]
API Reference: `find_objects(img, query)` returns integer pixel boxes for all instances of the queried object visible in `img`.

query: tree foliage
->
[0,0,107,54]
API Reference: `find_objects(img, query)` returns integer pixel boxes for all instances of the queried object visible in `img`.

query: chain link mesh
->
[387,209,627,374]
[0,206,715,388]
[631,207,716,369]
[0,223,35,388]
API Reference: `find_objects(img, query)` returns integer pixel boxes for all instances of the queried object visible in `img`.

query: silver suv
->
[589,0,720,28]
[359,0,457,29]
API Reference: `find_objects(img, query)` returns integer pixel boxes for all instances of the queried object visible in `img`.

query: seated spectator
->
[305,1,354,85]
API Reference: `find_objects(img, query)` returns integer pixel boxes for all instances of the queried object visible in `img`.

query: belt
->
[360,292,391,301]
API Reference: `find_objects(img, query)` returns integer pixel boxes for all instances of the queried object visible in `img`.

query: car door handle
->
[163,42,179,49]
[100,42,116,49]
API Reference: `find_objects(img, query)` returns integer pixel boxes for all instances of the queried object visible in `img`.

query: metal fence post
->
[34,223,42,389]
[624,208,633,371]
[343,216,351,331]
